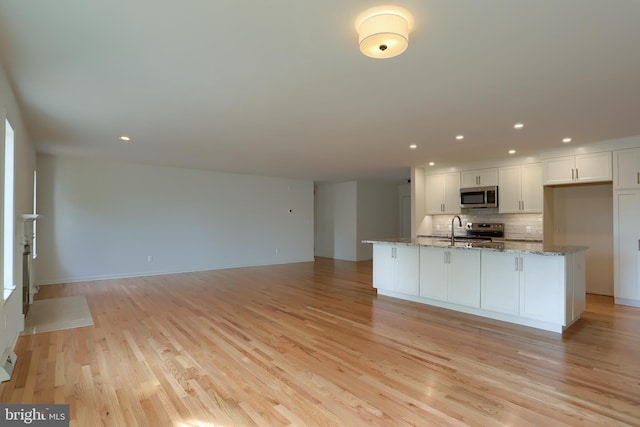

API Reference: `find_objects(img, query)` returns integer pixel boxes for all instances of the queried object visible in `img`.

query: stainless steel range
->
[457,223,505,249]
[465,222,504,240]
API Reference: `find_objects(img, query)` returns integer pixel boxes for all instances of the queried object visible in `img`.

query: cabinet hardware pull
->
[637,172,639,184]
[521,200,524,210]
[576,168,579,180]
[519,257,523,271]
[515,257,519,271]
[572,168,575,180]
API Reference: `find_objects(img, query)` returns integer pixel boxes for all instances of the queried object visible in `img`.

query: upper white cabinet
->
[498,163,542,213]
[614,148,640,190]
[425,172,461,214]
[461,168,498,188]
[542,152,612,185]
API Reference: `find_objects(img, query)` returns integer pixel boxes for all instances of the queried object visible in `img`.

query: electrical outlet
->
[147,255,153,262]
[275,249,279,255]
[526,226,532,233]
[436,225,440,230]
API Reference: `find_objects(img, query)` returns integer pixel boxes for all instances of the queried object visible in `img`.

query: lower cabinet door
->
[394,246,419,296]
[520,254,565,324]
[373,245,395,291]
[447,250,481,308]
[419,247,447,301]
[481,251,520,315]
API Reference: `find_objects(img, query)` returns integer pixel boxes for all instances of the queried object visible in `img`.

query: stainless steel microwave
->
[460,186,498,208]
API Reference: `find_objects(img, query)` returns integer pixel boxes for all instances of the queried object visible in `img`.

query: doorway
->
[544,183,614,296]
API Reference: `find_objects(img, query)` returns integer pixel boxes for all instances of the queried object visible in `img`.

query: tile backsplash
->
[429,210,543,241]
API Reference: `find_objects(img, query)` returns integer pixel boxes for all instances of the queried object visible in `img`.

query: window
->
[3,118,14,299]
[32,169,37,259]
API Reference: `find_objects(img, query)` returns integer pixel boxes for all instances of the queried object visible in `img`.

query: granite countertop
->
[362,236,588,255]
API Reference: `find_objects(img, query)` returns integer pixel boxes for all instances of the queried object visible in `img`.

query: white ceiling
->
[0,1,639,182]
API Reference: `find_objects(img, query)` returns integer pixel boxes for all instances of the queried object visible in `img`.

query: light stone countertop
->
[362,236,588,256]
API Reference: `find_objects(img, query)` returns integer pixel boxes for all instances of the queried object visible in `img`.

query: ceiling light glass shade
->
[357,10,411,59]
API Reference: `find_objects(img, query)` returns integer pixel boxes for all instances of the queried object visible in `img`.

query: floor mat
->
[23,295,94,335]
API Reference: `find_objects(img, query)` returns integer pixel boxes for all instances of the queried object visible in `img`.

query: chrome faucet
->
[451,215,462,245]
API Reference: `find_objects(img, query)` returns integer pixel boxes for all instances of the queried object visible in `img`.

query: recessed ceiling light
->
[119,136,131,141]
[409,144,417,149]
[514,123,524,129]
[456,135,464,140]
[562,138,572,143]
[508,149,516,154]
[428,162,435,166]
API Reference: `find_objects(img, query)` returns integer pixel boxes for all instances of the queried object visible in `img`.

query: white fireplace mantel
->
[19,213,41,306]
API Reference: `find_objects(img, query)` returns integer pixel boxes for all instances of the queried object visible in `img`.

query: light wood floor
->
[2,258,639,426]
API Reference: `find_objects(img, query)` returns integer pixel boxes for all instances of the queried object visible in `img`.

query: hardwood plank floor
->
[1,258,639,426]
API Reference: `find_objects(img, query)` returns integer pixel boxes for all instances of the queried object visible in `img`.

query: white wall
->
[36,154,314,284]
[314,181,357,260]
[356,181,399,261]
[314,180,399,261]
[0,63,36,357]
[398,183,411,238]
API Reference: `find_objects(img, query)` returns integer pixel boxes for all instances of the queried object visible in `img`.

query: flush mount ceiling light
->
[356,6,414,59]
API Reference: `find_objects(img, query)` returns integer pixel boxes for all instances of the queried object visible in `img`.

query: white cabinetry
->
[481,251,520,315]
[447,250,481,307]
[543,152,612,185]
[425,172,461,214]
[614,148,640,189]
[614,190,640,307]
[461,168,498,188]
[372,245,419,296]
[418,247,447,301]
[370,241,586,333]
[519,254,565,324]
[565,251,586,325]
[481,251,582,325]
[419,247,481,308]
[498,163,542,213]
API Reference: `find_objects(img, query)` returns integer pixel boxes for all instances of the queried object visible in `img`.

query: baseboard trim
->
[36,258,316,286]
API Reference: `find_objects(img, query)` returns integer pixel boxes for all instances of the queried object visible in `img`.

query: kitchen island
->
[364,237,587,333]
